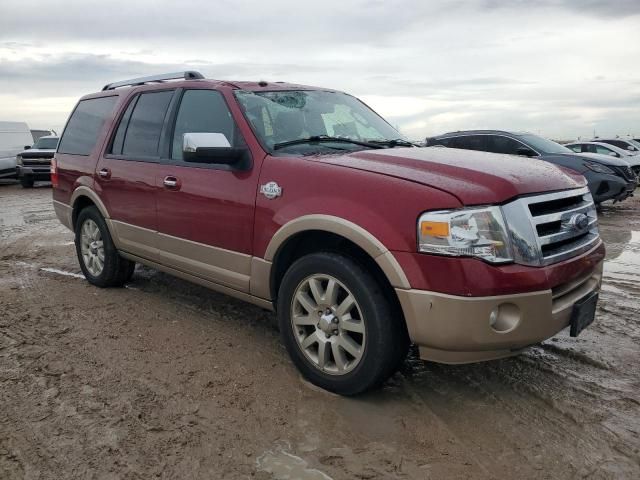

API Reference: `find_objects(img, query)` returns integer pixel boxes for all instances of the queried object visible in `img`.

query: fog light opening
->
[489,303,521,333]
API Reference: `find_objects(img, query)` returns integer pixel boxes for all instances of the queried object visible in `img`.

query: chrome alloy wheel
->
[290,274,366,375]
[80,219,105,277]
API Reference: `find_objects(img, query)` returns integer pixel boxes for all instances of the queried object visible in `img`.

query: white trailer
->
[0,121,34,179]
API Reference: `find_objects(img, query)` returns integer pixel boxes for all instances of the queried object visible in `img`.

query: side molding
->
[263,214,411,290]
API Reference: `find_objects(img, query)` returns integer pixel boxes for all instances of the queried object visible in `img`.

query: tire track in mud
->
[2,184,640,479]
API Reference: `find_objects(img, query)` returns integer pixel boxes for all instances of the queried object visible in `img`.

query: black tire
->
[75,206,135,288]
[277,252,409,395]
[20,177,34,188]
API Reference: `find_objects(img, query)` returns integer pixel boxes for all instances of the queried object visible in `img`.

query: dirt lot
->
[1,181,639,479]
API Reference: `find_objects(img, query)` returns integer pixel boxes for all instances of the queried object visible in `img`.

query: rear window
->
[58,96,117,155]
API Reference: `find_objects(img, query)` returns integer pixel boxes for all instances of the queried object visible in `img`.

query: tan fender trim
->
[70,186,111,222]
[264,214,410,290]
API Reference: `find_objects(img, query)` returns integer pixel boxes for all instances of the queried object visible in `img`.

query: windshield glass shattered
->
[235,90,406,152]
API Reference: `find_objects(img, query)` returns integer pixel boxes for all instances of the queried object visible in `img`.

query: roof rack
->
[102,71,205,91]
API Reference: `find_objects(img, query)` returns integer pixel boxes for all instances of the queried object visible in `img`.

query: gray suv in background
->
[426,130,637,205]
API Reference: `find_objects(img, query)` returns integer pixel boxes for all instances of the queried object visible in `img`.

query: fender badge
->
[260,181,282,200]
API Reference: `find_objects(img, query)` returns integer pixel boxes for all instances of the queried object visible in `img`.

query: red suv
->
[52,72,605,395]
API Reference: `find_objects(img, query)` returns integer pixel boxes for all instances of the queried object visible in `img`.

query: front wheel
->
[277,252,408,395]
[20,177,34,188]
[75,206,135,287]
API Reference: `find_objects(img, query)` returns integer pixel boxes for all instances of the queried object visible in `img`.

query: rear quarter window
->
[58,96,117,156]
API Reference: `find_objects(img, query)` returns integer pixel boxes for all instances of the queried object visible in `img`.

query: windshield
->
[234,90,404,152]
[627,139,640,150]
[517,134,572,155]
[34,137,59,149]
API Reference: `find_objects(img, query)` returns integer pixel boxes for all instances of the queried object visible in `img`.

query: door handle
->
[163,176,180,190]
[98,168,111,179]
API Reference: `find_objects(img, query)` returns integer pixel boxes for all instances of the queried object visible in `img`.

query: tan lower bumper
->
[396,262,603,364]
[53,200,73,230]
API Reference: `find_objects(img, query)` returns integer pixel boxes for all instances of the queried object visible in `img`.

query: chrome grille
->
[22,158,51,166]
[502,187,600,267]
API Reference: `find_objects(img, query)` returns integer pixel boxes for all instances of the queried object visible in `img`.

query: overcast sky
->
[1,0,639,140]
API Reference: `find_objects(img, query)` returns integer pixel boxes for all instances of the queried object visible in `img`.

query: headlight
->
[16,155,22,166]
[418,206,513,263]
[583,162,614,175]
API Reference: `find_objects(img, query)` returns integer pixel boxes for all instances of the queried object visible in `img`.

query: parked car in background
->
[592,138,640,154]
[0,121,33,180]
[566,141,640,180]
[426,130,636,204]
[16,135,58,187]
[52,72,605,395]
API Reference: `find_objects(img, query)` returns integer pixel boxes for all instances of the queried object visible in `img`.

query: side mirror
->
[627,146,636,151]
[24,145,31,150]
[609,151,619,157]
[516,147,536,157]
[182,132,249,167]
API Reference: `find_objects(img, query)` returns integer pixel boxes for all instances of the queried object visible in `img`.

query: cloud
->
[0,0,639,138]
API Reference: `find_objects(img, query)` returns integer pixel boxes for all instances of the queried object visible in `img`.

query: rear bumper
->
[17,165,51,181]
[396,260,603,364]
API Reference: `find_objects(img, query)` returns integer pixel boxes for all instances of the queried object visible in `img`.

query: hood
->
[309,147,585,205]
[554,152,633,167]
[19,148,56,158]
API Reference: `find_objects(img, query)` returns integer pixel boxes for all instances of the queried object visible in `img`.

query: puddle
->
[40,268,85,280]
[257,443,333,480]
[603,231,640,284]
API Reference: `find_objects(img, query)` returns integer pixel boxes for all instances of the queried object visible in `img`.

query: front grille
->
[502,187,600,266]
[22,158,51,167]
[612,164,635,181]
[632,166,640,180]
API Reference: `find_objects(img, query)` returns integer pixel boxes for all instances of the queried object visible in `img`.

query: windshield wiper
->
[273,135,384,150]
[365,138,416,147]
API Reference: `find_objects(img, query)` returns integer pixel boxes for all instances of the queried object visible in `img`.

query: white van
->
[0,121,34,179]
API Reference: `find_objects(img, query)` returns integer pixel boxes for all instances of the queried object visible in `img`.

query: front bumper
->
[16,165,51,181]
[585,171,635,204]
[396,261,603,364]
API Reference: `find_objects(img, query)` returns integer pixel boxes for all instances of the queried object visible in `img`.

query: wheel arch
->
[263,215,410,309]
[70,186,110,229]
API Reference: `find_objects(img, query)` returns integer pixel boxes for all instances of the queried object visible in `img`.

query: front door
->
[95,89,176,260]
[156,89,261,293]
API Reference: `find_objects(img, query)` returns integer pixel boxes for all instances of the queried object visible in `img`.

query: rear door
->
[155,88,261,293]
[96,89,176,259]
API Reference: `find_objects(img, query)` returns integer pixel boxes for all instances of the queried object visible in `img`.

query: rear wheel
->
[277,252,408,395]
[75,206,135,287]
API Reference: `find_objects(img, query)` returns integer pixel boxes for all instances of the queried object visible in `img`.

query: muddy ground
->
[0,181,638,480]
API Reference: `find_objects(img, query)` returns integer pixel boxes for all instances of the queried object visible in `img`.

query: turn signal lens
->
[420,221,449,237]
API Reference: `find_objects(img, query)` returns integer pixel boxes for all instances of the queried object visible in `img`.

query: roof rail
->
[102,71,205,91]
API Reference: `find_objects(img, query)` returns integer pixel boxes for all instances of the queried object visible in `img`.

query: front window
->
[235,90,404,153]
[516,134,572,155]
[34,137,58,149]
